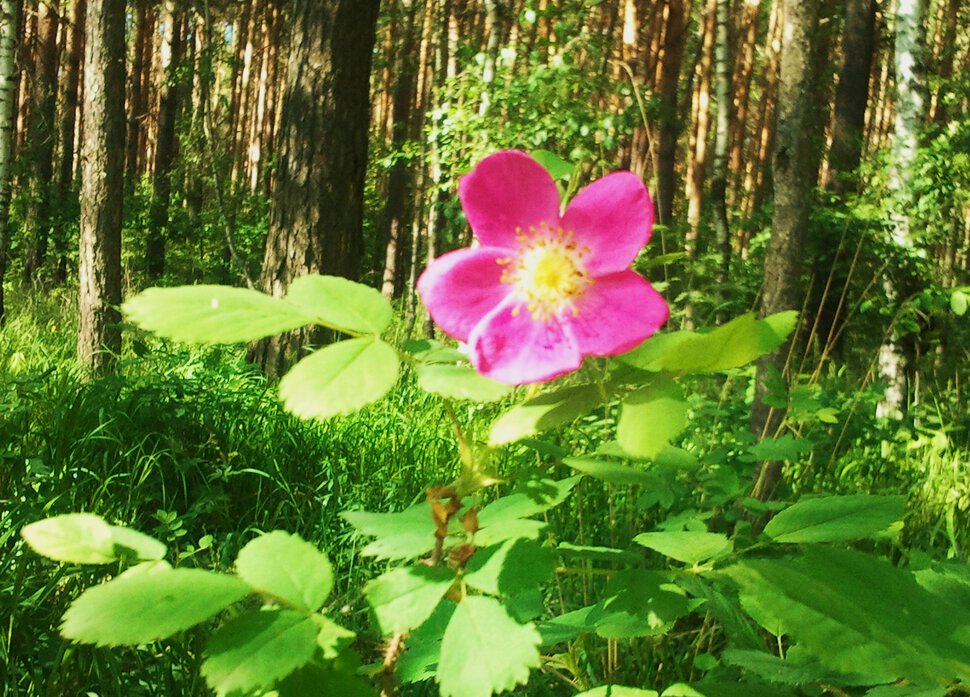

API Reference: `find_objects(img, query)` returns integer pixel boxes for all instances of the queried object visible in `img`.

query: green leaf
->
[365,565,455,635]
[279,337,399,420]
[437,596,541,697]
[473,477,578,545]
[62,562,250,645]
[123,285,313,344]
[577,688,659,697]
[634,531,732,565]
[588,570,690,639]
[723,546,970,683]
[342,504,435,561]
[530,149,575,180]
[276,659,378,697]
[22,513,166,565]
[416,363,513,402]
[234,531,333,612]
[762,495,905,543]
[464,538,555,597]
[397,601,456,684]
[557,542,642,566]
[489,383,605,446]
[619,312,798,375]
[743,435,812,462]
[315,615,356,659]
[563,456,661,486]
[617,376,687,458]
[285,274,393,334]
[951,290,968,316]
[201,609,318,697]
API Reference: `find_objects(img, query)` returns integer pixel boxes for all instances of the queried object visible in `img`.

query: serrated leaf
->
[564,456,660,486]
[397,600,456,684]
[617,376,687,458]
[743,435,812,462]
[634,531,732,565]
[285,275,393,334]
[762,495,905,543]
[557,542,642,565]
[22,514,165,565]
[477,477,579,526]
[416,363,513,402]
[619,312,798,375]
[588,570,691,639]
[438,596,541,697]
[235,531,333,612]
[489,383,605,446]
[723,546,970,683]
[342,504,435,561]
[365,565,455,635]
[577,688,660,697]
[202,609,318,696]
[279,338,399,420]
[315,615,356,659]
[464,538,555,597]
[123,285,313,343]
[62,562,250,645]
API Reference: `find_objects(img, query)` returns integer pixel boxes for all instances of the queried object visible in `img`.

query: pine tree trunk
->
[52,0,86,285]
[824,0,876,194]
[146,0,184,280]
[77,0,125,373]
[654,0,688,226]
[0,0,20,325]
[752,0,820,499]
[254,0,380,377]
[126,0,149,180]
[711,0,732,303]
[22,0,58,285]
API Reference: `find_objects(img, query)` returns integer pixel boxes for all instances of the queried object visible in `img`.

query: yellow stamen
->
[497,224,592,321]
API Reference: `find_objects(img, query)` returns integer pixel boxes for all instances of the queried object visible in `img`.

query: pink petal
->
[561,172,653,275]
[567,271,669,356]
[468,297,583,384]
[459,150,563,248]
[417,247,511,342]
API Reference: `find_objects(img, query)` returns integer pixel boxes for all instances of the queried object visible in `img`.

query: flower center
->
[499,223,592,320]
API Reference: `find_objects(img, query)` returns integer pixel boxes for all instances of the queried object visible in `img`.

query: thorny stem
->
[378,632,407,697]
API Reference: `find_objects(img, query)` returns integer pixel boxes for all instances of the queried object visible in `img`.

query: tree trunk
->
[22,0,58,285]
[0,0,20,325]
[52,0,86,285]
[654,0,688,227]
[126,0,150,181]
[253,0,380,377]
[824,0,876,194]
[77,0,125,373]
[146,0,184,280]
[711,0,731,303]
[752,0,820,499]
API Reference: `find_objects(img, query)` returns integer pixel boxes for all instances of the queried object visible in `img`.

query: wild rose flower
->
[418,150,669,385]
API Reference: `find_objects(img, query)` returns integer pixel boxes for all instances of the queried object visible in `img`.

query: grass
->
[2,288,969,696]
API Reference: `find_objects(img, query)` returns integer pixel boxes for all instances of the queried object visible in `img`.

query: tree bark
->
[0,0,20,325]
[52,0,86,285]
[824,0,876,194]
[146,0,184,280]
[22,0,58,285]
[711,0,731,302]
[77,0,125,373]
[752,0,820,499]
[253,0,380,377]
[654,0,688,227]
[126,0,150,181]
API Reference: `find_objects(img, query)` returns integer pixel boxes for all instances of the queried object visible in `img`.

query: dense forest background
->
[2,0,970,695]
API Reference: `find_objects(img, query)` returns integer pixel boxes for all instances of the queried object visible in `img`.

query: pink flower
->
[417,150,669,385]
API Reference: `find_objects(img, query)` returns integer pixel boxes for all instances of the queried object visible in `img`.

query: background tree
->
[0,0,19,324]
[76,0,125,372]
[253,0,380,376]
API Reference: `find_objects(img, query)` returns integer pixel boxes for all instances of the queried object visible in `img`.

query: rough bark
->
[77,0,125,373]
[253,0,380,377]
[752,0,820,499]
[0,0,20,325]
[22,0,58,284]
[711,0,731,300]
[126,0,150,180]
